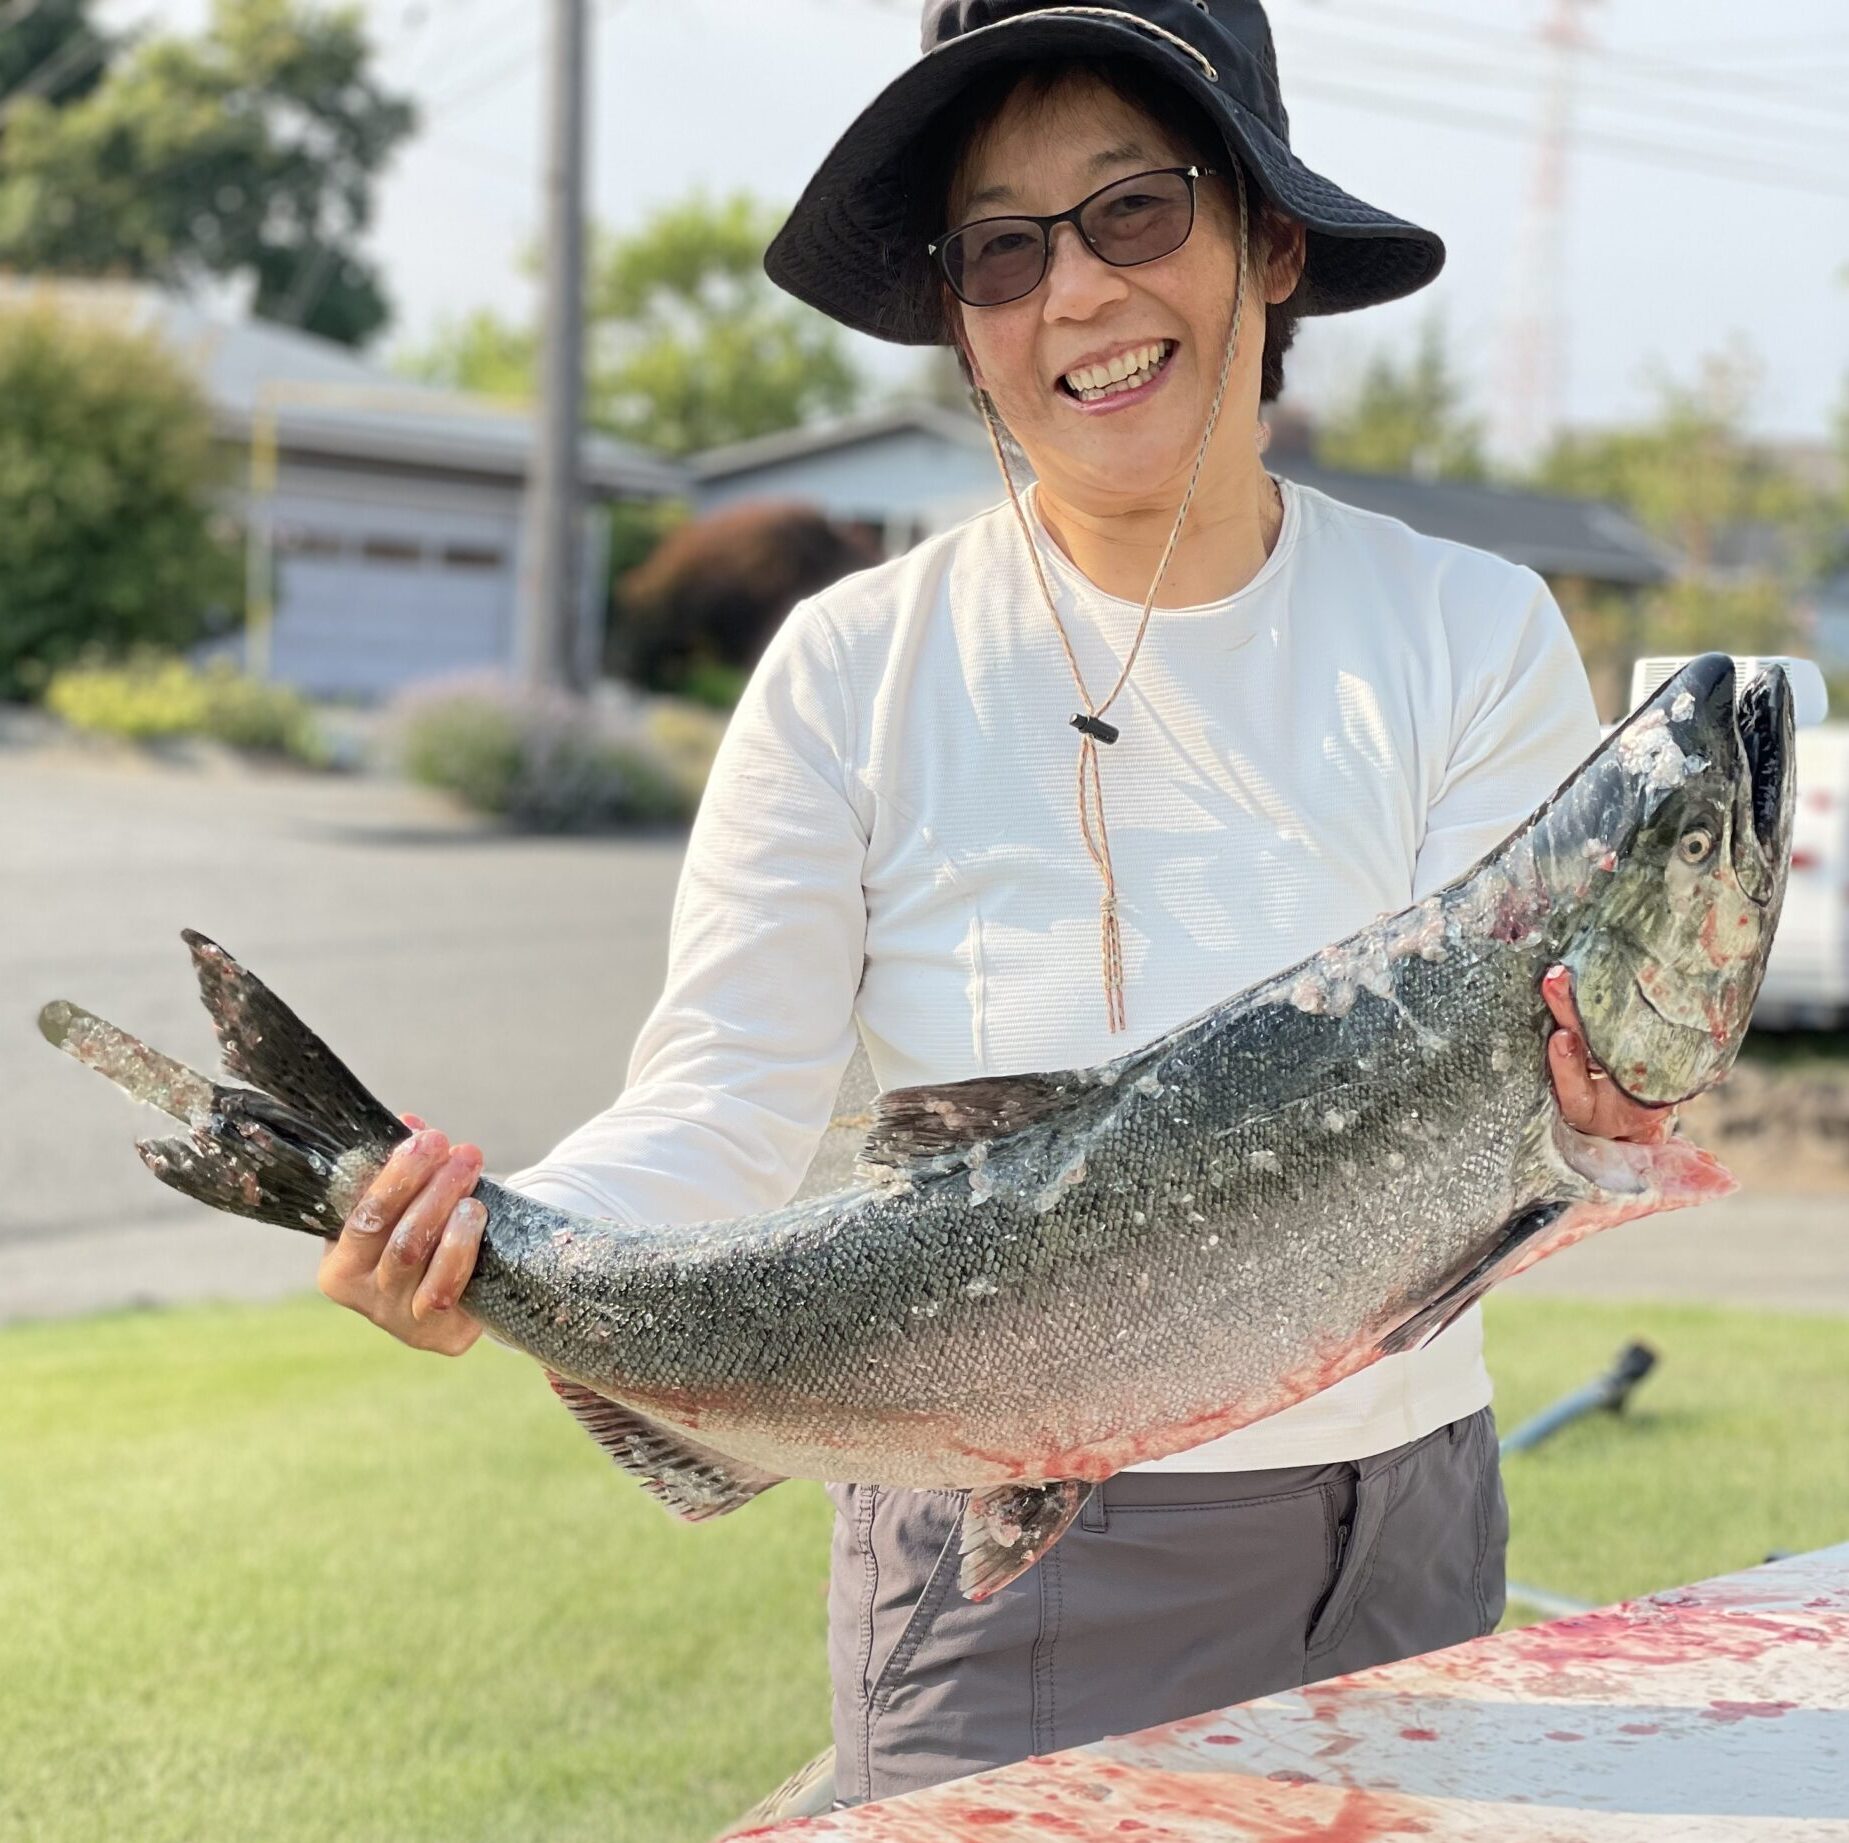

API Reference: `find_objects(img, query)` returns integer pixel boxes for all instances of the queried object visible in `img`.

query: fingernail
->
[347,1203,388,1237]
[390,1217,435,1266]
[452,1197,487,1233]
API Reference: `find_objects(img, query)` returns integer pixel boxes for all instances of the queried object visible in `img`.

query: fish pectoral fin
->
[958,1479,1092,1602]
[858,1069,1093,1173]
[542,1371,784,1522]
[1376,1202,1571,1357]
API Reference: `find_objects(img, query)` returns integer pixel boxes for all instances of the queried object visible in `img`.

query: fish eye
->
[1677,826,1717,865]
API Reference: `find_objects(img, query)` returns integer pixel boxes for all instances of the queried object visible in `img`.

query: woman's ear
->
[1263,213,1308,305]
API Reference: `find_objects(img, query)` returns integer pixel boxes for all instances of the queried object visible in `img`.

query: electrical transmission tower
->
[1493,0,1600,470]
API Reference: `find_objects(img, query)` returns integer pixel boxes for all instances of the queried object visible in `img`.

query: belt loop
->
[1079,1481,1109,1533]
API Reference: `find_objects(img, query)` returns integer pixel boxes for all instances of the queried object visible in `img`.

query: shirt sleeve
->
[492,597,871,1229]
[1412,567,1603,900]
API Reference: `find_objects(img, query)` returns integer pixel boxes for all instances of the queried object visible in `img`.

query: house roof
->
[685,399,992,480]
[0,277,690,499]
[687,396,1680,587]
[1267,456,1681,586]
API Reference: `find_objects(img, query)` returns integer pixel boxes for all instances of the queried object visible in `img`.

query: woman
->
[320,0,1670,1808]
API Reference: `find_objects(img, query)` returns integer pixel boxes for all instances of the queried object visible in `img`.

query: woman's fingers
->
[321,1128,452,1289]
[1547,1025,1598,1130]
[1541,964,1677,1142]
[411,1197,489,1324]
[1539,964,1580,1034]
[315,1120,489,1354]
[375,1144,483,1309]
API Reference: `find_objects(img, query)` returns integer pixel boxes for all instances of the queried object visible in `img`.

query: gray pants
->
[824,1406,1508,1807]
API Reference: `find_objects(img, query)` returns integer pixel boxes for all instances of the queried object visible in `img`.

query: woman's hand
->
[317,1110,488,1354]
[1541,965,1676,1144]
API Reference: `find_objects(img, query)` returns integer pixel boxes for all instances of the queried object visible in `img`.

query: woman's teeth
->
[1062,340,1174,402]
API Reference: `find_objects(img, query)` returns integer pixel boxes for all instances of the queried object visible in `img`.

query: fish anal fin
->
[958,1479,1093,1601]
[543,1371,783,1522]
[1378,1202,1570,1357]
[858,1070,1088,1173]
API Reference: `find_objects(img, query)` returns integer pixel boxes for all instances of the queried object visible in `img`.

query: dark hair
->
[907,56,1305,404]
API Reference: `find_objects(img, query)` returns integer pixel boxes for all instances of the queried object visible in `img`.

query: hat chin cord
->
[971,158,1257,1033]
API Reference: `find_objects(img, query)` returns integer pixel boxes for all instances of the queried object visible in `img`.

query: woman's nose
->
[1042,220,1128,317]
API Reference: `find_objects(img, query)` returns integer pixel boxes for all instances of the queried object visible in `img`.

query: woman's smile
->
[1055,338,1181,414]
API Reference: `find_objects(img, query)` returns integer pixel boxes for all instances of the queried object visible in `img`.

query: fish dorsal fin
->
[543,1371,784,1521]
[856,1069,1092,1174]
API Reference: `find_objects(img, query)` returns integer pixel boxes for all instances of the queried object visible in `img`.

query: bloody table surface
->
[749,1541,1849,1841]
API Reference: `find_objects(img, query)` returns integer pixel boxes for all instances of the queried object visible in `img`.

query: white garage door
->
[265,478,522,700]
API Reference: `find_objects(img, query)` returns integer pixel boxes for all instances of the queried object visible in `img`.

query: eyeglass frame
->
[927,164,1222,308]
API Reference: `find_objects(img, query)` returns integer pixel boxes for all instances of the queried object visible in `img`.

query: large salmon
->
[40,653,1795,1599]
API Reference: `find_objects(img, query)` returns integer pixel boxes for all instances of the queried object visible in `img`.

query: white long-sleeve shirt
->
[500,473,1602,1471]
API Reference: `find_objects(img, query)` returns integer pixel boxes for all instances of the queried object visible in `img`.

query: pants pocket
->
[830,1483,1047,1805]
[1473,1408,1511,1635]
[867,1499,965,1716]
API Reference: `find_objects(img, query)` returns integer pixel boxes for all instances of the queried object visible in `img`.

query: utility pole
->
[517,0,589,693]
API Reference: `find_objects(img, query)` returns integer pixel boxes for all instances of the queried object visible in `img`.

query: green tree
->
[0,302,240,700]
[1314,311,1490,482]
[1528,342,1841,716]
[397,305,535,400]
[0,0,112,125]
[587,188,864,454]
[1531,341,1833,574]
[0,0,414,346]
[395,189,868,454]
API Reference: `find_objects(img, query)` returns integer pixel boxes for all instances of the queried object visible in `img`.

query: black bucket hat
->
[763,0,1446,347]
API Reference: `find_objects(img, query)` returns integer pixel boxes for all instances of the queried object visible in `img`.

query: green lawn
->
[1,1294,1844,1842]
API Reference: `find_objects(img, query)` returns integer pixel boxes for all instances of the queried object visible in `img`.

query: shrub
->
[642,697,729,806]
[0,301,240,701]
[612,501,879,695]
[43,649,327,764]
[391,674,693,830]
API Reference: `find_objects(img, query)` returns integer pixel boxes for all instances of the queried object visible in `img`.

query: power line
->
[1278,0,1849,119]
[1647,28,1849,63]
[1287,29,1849,159]
[424,35,547,119]
[0,23,110,121]
[411,0,534,95]
[1286,73,1849,203]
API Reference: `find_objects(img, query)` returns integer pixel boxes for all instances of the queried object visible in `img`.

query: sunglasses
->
[928,165,1220,309]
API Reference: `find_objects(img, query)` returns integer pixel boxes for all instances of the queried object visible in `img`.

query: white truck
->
[1630,657,1845,1029]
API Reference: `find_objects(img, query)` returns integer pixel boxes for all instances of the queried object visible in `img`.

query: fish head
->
[1551,652,1795,1105]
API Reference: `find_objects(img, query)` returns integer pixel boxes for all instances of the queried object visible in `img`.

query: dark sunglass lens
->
[1082,171,1194,266]
[945,221,1046,304]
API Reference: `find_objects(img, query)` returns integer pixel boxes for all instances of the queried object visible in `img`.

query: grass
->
[2,1294,1844,1841]
[1487,1297,1849,1621]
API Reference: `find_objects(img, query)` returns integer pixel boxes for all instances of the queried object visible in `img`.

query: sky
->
[102,0,1849,460]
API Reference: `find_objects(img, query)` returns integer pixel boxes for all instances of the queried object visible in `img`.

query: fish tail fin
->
[38,930,409,1238]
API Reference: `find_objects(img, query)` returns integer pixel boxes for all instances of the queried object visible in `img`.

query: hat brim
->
[763,14,1446,346]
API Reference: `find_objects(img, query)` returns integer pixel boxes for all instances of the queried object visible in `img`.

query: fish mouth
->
[1734,665,1793,902]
